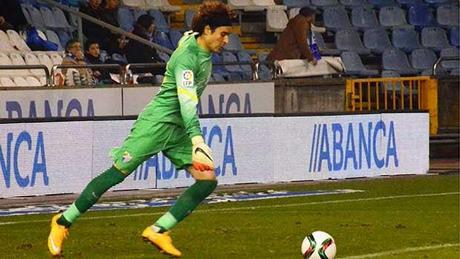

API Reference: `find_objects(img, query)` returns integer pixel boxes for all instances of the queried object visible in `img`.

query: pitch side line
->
[340,243,460,259]
[0,192,458,226]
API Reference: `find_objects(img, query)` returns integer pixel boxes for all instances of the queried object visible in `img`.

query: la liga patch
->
[181,70,194,87]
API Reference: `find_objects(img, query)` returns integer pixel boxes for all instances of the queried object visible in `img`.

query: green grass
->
[0,175,459,259]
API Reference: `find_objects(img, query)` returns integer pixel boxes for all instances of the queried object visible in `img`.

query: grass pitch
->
[0,174,459,258]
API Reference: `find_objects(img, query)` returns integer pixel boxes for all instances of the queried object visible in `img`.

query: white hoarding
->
[0,113,429,198]
[0,88,122,119]
[122,82,275,116]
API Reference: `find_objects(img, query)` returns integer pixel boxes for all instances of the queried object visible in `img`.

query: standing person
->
[47,1,234,257]
[267,7,318,65]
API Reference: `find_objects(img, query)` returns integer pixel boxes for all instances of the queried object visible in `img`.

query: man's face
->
[105,0,119,9]
[203,26,232,53]
[68,42,81,56]
[87,43,100,58]
[89,0,101,9]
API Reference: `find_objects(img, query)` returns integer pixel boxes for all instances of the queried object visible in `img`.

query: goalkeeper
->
[48,1,234,257]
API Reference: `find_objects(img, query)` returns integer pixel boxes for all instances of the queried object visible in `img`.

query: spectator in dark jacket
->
[80,0,107,44]
[85,39,113,84]
[126,15,165,76]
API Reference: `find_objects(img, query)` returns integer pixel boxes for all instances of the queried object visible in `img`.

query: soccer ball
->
[301,231,336,259]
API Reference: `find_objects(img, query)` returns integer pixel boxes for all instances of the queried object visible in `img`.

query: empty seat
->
[45,30,63,51]
[0,30,17,52]
[237,50,253,80]
[184,9,196,29]
[410,48,437,74]
[26,76,43,87]
[222,51,243,80]
[335,29,371,54]
[20,4,33,25]
[13,77,29,87]
[368,0,397,7]
[440,47,460,70]
[52,7,72,29]
[10,53,29,76]
[426,0,456,6]
[56,31,71,48]
[211,53,231,79]
[245,0,287,11]
[340,0,368,8]
[149,9,170,32]
[24,52,46,76]
[379,6,409,28]
[7,30,31,52]
[450,27,459,47]
[154,31,174,50]
[0,77,15,87]
[266,9,289,32]
[40,7,57,28]
[311,0,340,8]
[224,34,244,52]
[397,0,425,6]
[341,51,379,75]
[37,52,54,72]
[323,6,352,31]
[408,4,435,28]
[436,4,460,27]
[313,31,342,55]
[158,52,170,62]
[169,29,182,49]
[256,52,272,80]
[284,0,310,8]
[392,28,422,52]
[49,52,64,65]
[118,7,135,32]
[351,7,379,31]
[24,5,45,29]
[363,28,392,53]
[421,27,451,51]
[0,52,13,76]
[382,48,418,75]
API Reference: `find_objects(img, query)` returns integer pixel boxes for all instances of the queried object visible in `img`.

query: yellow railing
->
[345,76,438,135]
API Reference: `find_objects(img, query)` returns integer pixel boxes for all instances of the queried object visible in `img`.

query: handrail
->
[433,56,459,76]
[50,63,123,86]
[39,0,173,55]
[0,65,50,86]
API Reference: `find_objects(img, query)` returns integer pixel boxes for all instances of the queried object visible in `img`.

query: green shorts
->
[111,118,193,174]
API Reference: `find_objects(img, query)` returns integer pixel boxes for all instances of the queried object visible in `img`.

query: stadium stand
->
[382,48,418,75]
[335,29,371,55]
[340,51,379,76]
[421,26,451,51]
[363,27,392,54]
[410,48,438,75]
[323,6,352,31]
[350,7,379,31]
[392,27,423,53]
[379,6,411,28]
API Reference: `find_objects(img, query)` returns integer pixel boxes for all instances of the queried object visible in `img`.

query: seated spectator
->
[126,14,165,78]
[62,39,93,86]
[85,39,113,84]
[267,7,318,66]
[0,0,27,30]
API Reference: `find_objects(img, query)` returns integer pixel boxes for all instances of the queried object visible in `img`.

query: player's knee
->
[189,167,217,180]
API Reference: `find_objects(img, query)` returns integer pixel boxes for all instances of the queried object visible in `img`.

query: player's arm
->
[175,57,214,170]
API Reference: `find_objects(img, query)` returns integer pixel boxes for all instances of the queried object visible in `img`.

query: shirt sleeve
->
[294,19,314,61]
[175,55,202,138]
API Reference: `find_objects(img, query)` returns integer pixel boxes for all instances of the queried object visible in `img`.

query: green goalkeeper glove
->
[191,136,214,171]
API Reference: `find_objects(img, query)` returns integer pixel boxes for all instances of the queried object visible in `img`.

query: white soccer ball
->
[301,231,336,259]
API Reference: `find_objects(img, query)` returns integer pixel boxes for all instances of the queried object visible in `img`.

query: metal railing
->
[50,64,124,86]
[0,65,50,86]
[433,56,460,76]
[345,76,438,135]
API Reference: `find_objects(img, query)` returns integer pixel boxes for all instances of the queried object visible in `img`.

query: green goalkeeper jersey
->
[138,31,212,138]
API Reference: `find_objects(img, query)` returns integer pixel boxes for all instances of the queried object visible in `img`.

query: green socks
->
[154,180,217,232]
[58,166,126,227]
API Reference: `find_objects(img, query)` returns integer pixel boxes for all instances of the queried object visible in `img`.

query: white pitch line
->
[0,191,458,226]
[340,243,460,259]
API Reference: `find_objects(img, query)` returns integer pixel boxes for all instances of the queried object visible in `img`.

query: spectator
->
[62,39,92,86]
[80,0,106,43]
[0,0,27,30]
[85,39,112,84]
[100,0,127,55]
[267,7,317,65]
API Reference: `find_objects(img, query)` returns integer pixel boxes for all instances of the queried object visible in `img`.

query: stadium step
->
[430,132,460,158]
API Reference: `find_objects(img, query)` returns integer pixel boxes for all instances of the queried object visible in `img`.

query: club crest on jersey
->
[122,151,132,163]
[182,70,194,87]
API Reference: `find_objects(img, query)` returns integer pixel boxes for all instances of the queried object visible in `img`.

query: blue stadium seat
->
[224,33,243,52]
[57,31,71,49]
[184,9,196,29]
[211,53,230,80]
[379,6,410,28]
[23,5,45,29]
[351,7,379,31]
[368,0,397,7]
[237,50,253,80]
[421,27,451,51]
[397,0,426,7]
[311,0,340,8]
[363,28,392,53]
[169,29,182,49]
[312,32,342,55]
[283,0,311,8]
[149,10,170,32]
[440,47,460,70]
[381,70,402,91]
[340,0,369,8]
[410,48,438,74]
[222,51,243,81]
[256,52,272,80]
[424,0,456,6]
[154,31,174,50]
[45,30,63,51]
[335,29,371,55]
[212,73,226,82]
[382,48,418,75]
[450,68,460,76]
[408,4,435,29]
[133,9,148,20]
[450,27,460,47]
[392,28,422,53]
[52,7,72,30]
[436,4,460,27]
[118,7,135,32]
[340,51,379,76]
[323,6,352,31]
[40,7,57,29]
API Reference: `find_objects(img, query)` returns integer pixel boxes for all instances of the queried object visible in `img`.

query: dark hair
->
[136,14,154,30]
[299,7,316,17]
[85,39,100,51]
[65,39,80,52]
[191,1,235,36]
